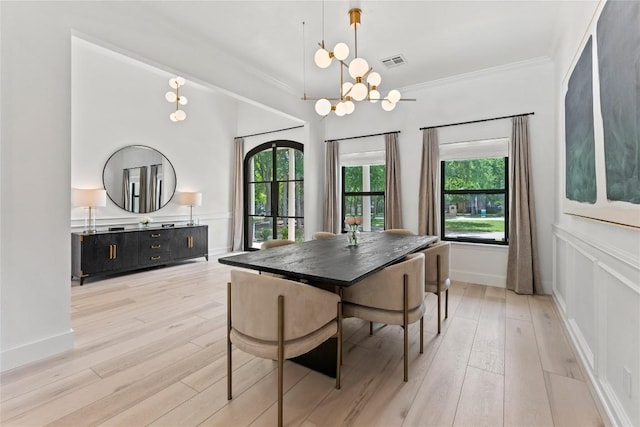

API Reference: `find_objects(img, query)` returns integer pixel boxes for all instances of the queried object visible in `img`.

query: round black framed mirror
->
[103,145,176,213]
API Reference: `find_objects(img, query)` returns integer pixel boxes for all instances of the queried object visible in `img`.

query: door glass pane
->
[249,216,274,249]
[275,148,304,180]
[249,183,271,216]
[250,149,273,182]
[277,217,304,242]
[278,181,304,217]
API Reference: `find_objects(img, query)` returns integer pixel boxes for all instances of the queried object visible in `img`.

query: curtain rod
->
[325,130,401,143]
[236,125,304,139]
[419,112,535,131]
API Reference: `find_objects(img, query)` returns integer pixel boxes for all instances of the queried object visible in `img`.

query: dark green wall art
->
[565,37,597,204]
[597,0,640,205]
[563,0,640,228]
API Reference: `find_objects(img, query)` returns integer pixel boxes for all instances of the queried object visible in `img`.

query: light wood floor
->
[1,257,606,426]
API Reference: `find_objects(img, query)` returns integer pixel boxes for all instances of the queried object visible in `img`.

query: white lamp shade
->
[387,89,401,103]
[178,96,188,105]
[175,191,202,206]
[351,82,368,101]
[367,72,381,87]
[169,78,179,89]
[334,102,346,116]
[314,48,332,68]
[72,188,107,208]
[165,91,177,102]
[333,42,349,60]
[369,89,380,103]
[176,76,186,86]
[170,112,178,122]
[348,57,369,79]
[381,99,396,111]
[315,98,331,116]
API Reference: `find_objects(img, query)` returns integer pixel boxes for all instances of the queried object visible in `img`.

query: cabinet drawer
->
[139,250,171,265]
[138,230,171,243]
[139,241,168,251]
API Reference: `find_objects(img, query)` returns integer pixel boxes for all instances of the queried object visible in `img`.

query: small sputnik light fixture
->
[165,76,187,122]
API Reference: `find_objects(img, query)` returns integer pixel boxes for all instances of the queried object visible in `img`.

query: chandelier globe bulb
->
[315,98,332,116]
[348,57,369,79]
[333,42,349,61]
[165,91,177,103]
[314,48,332,68]
[381,99,396,111]
[387,89,401,103]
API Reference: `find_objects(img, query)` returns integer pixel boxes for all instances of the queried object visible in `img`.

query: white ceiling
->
[143,1,583,97]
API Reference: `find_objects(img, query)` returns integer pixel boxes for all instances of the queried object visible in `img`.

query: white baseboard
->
[452,270,506,287]
[1,328,74,373]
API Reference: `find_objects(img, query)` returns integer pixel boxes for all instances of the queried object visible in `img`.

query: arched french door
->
[243,140,304,250]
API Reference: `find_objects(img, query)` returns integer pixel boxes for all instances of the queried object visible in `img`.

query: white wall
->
[71,38,237,254]
[325,59,556,292]
[0,2,318,372]
[551,1,640,425]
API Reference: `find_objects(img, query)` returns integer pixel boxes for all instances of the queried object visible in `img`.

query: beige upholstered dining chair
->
[260,239,295,250]
[227,270,342,427]
[421,241,451,334]
[342,253,425,382]
[313,231,336,240]
[381,228,416,235]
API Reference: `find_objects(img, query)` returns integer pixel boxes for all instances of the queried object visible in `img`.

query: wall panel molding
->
[553,224,640,427]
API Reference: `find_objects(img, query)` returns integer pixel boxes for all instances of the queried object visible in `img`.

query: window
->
[342,164,385,232]
[244,141,304,250]
[440,139,509,245]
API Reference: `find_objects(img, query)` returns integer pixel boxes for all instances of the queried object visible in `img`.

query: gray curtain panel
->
[139,166,148,213]
[323,140,340,233]
[231,137,244,251]
[419,128,439,236]
[507,116,541,294]
[122,169,131,211]
[149,164,159,212]
[385,132,403,229]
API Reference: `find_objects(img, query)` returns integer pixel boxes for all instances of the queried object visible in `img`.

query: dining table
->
[218,232,438,377]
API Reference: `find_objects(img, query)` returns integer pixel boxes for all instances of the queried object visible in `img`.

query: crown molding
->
[401,56,553,93]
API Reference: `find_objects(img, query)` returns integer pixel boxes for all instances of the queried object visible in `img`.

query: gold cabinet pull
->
[109,244,113,259]
[151,255,161,260]
[113,245,117,259]
[151,233,161,238]
[151,244,161,249]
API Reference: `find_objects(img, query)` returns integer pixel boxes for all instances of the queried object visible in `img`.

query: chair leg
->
[436,255,442,334]
[227,282,232,400]
[437,291,442,334]
[277,295,284,427]
[336,301,342,390]
[420,317,424,354]
[403,274,409,382]
[445,288,449,319]
[369,321,373,336]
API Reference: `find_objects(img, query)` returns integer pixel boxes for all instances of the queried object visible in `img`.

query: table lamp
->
[175,191,202,226]
[72,188,107,233]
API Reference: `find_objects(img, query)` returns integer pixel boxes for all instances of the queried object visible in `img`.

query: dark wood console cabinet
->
[72,225,208,285]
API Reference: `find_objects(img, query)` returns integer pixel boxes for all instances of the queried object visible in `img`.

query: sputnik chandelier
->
[165,77,188,122]
[304,8,406,117]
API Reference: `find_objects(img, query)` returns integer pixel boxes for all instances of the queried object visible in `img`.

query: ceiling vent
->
[381,54,407,68]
